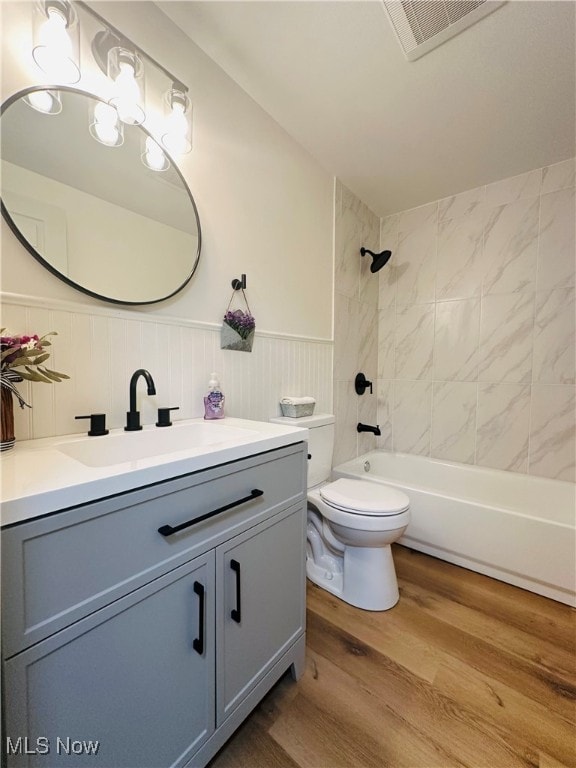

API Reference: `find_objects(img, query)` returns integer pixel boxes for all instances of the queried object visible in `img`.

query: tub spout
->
[357,422,381,436]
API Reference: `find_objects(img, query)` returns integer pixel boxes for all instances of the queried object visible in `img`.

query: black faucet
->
[357,422,381,436]
[125,369,156,431]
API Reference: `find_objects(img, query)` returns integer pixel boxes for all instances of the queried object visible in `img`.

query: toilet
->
[272,413,410,611]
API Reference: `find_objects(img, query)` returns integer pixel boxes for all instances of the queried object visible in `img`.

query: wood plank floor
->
[209,545,576,768]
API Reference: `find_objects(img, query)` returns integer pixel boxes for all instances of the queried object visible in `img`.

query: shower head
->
[360,247,392,273]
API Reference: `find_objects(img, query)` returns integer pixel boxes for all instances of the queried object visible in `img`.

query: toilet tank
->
[271,413,335,489]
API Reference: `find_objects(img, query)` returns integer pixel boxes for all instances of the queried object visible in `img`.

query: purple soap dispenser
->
[203,373,225,420]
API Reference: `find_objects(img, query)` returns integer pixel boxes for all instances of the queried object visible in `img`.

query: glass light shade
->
[161,88,192,156]
[89,101,124,147]
[107,47,145,126]
[141,136,169,172]
[32,1,80,84]
[23,89,62,115]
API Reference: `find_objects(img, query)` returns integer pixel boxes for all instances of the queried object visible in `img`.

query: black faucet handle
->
[156,407,180,427]
[76,414,109,437]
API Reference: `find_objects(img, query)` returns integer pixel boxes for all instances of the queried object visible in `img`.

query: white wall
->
[1,1,334,438]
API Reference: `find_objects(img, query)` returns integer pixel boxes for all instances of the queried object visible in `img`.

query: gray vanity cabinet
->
[4,553,216,768]
[2,443,307,768]
[216,505,305,725]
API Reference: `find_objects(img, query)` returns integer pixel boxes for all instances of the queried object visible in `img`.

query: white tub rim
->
[333,450,574,527]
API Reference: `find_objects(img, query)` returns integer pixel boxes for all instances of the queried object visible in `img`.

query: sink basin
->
[56,422,257,467]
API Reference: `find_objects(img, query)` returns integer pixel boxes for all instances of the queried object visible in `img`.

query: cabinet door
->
[216,504,306,724]
[4,553,216,768]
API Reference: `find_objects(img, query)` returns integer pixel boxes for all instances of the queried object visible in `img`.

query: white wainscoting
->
[1,294,333,441]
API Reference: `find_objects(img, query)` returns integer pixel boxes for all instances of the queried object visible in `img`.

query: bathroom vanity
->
[1,419,308,768]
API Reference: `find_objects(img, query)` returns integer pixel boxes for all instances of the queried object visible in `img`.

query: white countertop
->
[0,417,308,527]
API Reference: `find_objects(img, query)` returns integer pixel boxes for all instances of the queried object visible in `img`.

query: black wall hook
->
[231,274,247,290]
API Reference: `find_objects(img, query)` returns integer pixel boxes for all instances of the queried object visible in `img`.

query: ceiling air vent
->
[382,1,506,61]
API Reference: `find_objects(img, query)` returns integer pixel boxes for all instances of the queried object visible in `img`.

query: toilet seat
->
[320,478,409,516]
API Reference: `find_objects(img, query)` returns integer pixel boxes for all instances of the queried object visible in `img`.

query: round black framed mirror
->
[1,86,201,305]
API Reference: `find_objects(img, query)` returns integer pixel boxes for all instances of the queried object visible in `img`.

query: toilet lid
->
[320,478,409,515]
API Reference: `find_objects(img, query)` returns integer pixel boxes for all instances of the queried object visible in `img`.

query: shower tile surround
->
[374,158,576,482]
[333,181,380,465]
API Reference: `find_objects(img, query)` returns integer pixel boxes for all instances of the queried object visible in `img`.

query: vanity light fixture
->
[142,136,169,172]
[89,100,124,147]
[26,1,193,169]
[161,86,192,155]
[92,29,146,126]
[106,46,146,126]
[23,89,62,115]
[82,2,193,169]
[32,0,80,84]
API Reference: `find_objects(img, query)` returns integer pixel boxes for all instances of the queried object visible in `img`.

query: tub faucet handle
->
[355,373,373,396]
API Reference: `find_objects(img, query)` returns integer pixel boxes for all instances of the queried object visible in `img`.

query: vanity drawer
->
[2,443,306,658]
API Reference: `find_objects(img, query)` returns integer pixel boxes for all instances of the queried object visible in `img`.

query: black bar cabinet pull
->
[158,489,264,537]
[230,559,241,623]
[192,581,205,655]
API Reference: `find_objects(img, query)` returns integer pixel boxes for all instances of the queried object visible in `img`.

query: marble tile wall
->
[376,158,576,482]
[333,181,381,465]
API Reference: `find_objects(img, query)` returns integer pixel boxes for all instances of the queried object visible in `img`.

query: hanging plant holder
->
[221,286,255,353]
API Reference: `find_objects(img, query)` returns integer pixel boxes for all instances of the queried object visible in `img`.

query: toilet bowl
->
[308,478,409,610]
[271,413,410,611]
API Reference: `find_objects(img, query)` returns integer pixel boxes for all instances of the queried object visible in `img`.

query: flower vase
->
[1,372,24,451]
[1,385,16,451]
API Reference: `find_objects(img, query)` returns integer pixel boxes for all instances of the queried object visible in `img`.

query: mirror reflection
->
[1,87,201,304]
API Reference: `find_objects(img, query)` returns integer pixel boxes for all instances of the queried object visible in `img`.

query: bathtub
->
[333,451,576,607]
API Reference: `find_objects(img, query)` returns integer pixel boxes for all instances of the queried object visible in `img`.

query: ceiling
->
[158,1,576,217]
